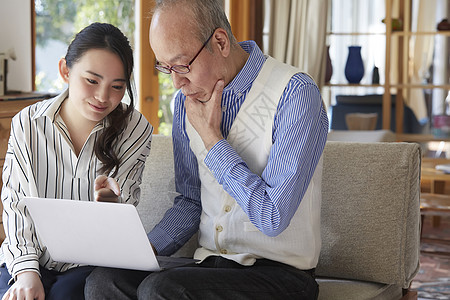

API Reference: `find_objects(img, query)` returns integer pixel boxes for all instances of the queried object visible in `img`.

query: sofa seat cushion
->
[317,277,403,300]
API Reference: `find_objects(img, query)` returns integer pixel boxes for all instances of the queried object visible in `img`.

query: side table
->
[420,193,450,256]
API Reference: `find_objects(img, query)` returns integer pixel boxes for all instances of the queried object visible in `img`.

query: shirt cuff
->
[204,139,243,184]
[10,254,40,280]
[148,226,177,256]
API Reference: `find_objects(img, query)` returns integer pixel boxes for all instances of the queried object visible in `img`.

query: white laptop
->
[22,197,197,271]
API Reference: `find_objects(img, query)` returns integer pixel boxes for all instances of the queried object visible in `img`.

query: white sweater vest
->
[186,56,323,270]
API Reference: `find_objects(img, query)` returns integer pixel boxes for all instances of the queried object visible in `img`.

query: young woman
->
[0,23,153,299]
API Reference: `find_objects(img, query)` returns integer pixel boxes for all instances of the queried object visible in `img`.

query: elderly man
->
[85,0,328,299]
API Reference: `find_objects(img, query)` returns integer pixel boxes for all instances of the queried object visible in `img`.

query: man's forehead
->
[151,38,193,66]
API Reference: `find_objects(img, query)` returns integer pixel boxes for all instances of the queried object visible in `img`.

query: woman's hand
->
[94,175,120,202]
[2,271,45,300]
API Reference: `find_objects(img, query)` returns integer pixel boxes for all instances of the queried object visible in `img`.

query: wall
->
[0,0,32,92]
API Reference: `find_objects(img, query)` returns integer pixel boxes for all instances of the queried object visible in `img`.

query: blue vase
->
[344,46,364,84]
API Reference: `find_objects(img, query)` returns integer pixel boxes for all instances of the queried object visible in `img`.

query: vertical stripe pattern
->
[148,40,328,255]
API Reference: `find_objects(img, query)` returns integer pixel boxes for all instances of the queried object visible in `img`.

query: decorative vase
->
[325,46,333,83]
[344,46,364,84]
[372,66,380,84]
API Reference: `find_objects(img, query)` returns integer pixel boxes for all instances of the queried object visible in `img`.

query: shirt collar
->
[32,89,68,122]
[223,40,267,96]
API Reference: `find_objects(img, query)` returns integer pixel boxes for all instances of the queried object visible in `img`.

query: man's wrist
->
[203,135,223,151]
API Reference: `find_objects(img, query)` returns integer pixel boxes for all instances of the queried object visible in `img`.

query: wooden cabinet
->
[0,96,48,243]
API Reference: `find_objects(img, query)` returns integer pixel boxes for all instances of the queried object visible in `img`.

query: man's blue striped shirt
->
[148,40,329,255]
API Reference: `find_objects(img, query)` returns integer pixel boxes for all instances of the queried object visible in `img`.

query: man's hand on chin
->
[185,80,225,150]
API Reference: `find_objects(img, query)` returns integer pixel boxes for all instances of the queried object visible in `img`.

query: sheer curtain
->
[385,0,446,124]
[407,0,437,123]
[265,0,329,88]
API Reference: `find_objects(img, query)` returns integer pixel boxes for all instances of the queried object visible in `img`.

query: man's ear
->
[212,28,231,58]
[58,58,70,83]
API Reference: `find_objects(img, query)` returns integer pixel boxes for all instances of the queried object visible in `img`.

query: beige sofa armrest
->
[317,141,421,289]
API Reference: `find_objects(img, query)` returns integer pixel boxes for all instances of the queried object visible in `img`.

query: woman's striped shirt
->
[1,90,153,278]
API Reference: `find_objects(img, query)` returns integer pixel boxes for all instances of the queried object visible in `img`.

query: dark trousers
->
[0,264,94,300]
[85,256,319,300]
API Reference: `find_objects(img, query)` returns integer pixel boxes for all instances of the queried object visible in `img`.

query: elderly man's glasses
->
[155,31,215,75]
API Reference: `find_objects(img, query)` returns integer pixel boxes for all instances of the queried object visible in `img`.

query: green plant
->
[158,73,177,135]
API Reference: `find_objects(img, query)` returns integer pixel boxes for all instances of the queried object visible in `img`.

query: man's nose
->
[171,72,188,90]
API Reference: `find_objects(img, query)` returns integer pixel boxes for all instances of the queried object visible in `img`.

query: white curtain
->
[407,0,437,123]
[266,0,328,88]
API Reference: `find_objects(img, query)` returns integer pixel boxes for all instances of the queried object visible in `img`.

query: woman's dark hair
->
[64,22,134,177]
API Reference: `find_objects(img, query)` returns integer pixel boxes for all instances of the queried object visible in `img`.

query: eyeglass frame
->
[154,30,216,75]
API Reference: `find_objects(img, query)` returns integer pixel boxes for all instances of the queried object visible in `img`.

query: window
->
[34,0,135,93]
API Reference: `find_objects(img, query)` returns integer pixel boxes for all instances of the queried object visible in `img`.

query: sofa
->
[137,135,421,300]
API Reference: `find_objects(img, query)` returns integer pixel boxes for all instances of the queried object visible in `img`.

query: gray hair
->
[153,0,237,47]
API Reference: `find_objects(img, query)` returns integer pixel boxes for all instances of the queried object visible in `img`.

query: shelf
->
[325,83,450,89]
[0,92,54,118]
[391,31,450,36]
[326,32,386,36]
[390,84,450,89]
[0,91,55,101]
[325,0,448,137]
[327,31,450,37]
[324,83,384,88]
[397,134,450,143]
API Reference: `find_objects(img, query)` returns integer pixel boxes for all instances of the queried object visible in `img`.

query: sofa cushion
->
[317,278,402,300]
[316,141,421,288]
